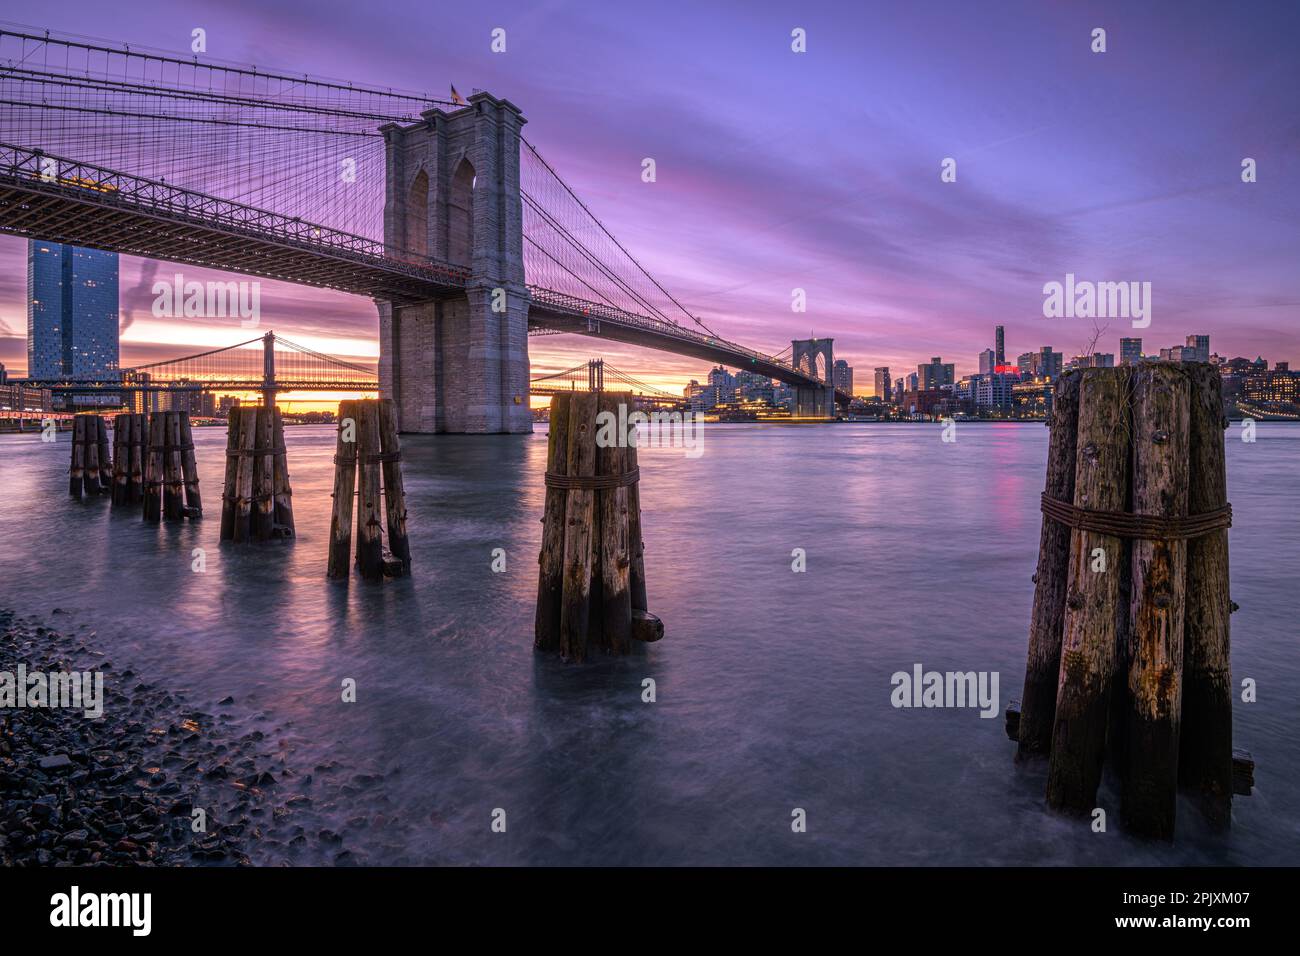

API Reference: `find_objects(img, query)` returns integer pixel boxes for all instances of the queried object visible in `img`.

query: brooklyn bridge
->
[0,28,849,430]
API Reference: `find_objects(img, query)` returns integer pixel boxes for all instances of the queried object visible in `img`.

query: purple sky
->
[2,0,1297,396]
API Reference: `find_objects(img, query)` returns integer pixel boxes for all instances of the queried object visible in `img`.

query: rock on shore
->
[1,608,293,866]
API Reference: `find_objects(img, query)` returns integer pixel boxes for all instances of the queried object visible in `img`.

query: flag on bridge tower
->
[450,84,468,106]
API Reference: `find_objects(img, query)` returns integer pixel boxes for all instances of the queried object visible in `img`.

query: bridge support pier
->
[378,92,532,434]
[795,384,836,419]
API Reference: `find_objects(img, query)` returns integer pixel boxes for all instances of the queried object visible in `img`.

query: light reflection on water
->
[0,421,1296,865]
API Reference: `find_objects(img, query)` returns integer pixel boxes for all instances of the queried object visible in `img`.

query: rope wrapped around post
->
[1040,494,1231,540]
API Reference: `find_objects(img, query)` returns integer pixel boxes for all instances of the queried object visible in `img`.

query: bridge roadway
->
[0,144,849,406]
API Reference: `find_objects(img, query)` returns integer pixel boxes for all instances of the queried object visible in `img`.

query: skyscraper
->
[918,357,954,390]
[1120,338,1143,365]
[1185,334,1210,363]
[995,325,1005,366]
[27,241,119,382]
[874,366,891,402]
[979,349,996,376]
[833,359,853,395]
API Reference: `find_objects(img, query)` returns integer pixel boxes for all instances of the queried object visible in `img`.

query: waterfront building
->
[832,359,853,395]
[978,349,996,376]
[28,241,120,383]
[874,366,891,403]
[918,357,954,391]
[1120,337,1143,365]
[1185,334,1211,363]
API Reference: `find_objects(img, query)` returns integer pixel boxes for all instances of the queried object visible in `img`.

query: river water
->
[1,421,1296,865]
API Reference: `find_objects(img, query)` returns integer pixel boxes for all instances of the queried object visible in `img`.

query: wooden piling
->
[69,415,85,497]
[1179,363,1233,829]
[96,415,113,492]
[127,414,144,504]
[535,393,572,651]
[162,412,185,521]
[377,399,409,573]
[251,407,275,540]
[597,392,633,654]
[1121,364,1190,840]
[111,414,128,505]
[1046,368,1131,816]
[83,416,102,496]
[1017,369,1081,759]
[220,407,241,540]
[327,400,358,578]
[626,418,648,614]
[535,390,661,660]
[271,408,294,536]
[354,401,385,580]
[232,407,257,542]
[178,411,202,518]
[559,392,599,662]
[143,412,165,523]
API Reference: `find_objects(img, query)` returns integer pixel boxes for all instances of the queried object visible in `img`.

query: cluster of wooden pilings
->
[220,405,294,542]
[535,391,663,663]
[109,413,147,506]
[142,411,203,523]
[328,399,410,580]
[1014,362,1235,839]
[68,413,112,498]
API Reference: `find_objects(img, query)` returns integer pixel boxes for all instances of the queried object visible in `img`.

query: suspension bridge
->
[22,330,687,409]
[0,27,849,431]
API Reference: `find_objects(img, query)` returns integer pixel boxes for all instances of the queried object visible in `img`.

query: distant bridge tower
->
[790,337,836,418]
[376,92,532,434]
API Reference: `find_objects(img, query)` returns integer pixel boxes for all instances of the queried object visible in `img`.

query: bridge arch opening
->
[404,169,429,255]
[448,158,475,267]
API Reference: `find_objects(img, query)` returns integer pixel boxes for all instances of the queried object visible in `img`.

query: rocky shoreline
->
[0,607,326,866]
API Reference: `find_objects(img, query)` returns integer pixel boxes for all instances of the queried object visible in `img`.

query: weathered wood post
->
[127,414,145,504]
[535,393,572,652]
[1017,362,1236,839]
[84,415,103,496]
[1121,364,1190,839]
[111,414,128,505]
[597,392,632,654]
[1045,368,1131,815]
[325,399,407,580]
[1017,370,1081,759]
[162,412,185,521]
[377,399,409,574]
[232,407,258,542]
[220,407,241,540]
[143,412,165,522]
[1179,364,1233,828]
[536,391,662,661]
[251,407,275,540]
[68,415,86,497]
[271,408,294,536]
[178,411,202,518]
[96,415,112,492]
[327,400,358,578]
[354,401,384,580]
[559,392,599,662]
[626,415,649,618]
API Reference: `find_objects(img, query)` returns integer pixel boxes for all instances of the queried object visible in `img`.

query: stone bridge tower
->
[376,92,532,433]
[790,337,836,418]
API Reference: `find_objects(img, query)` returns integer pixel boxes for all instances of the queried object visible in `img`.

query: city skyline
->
[1,1,1298,404]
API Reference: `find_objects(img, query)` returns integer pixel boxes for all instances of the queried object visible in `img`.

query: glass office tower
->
[27,241,120,384]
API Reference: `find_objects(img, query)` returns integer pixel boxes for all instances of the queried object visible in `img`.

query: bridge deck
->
[0,144,467,303]
[1,146,847,405]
